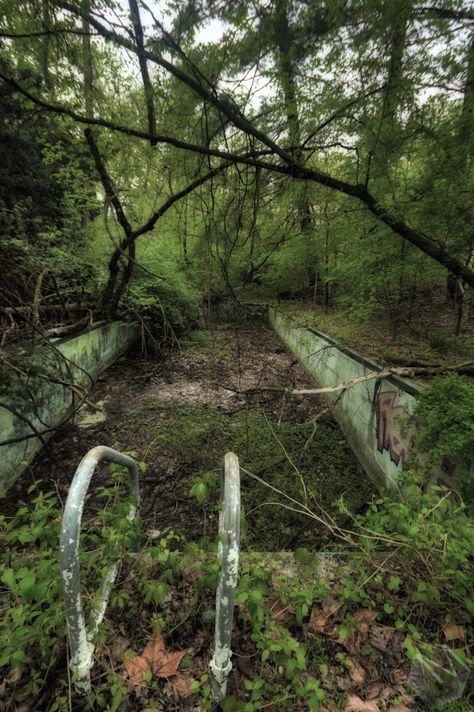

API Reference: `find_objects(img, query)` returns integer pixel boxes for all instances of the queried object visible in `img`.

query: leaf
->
[390,668,407,685]
[124,635,187,687]
[191,482,208,503]
[1,569,16,591]
[348,661,366,685]
[442,622,465,641]
[345,694,381,711]
[123,652,150,687]
[365,681,384,700]
[308,599,339,633]
[144,636,187,678]
[6,666,23,684]
[388,576,401,592]
[341,609,379,656]
[369,626,393,652]
[168,672,194,701]
[354,609,378,627]
[349,609,379,643]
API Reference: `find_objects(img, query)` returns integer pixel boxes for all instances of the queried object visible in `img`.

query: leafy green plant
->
[0,486,65,673]
[346,470,474,620]
[0,463,143,710]
[122,263,203,346]
[411,374,474,508]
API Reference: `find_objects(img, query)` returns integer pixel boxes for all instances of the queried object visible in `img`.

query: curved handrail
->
[210,452,241,700]
[59,446,140,694]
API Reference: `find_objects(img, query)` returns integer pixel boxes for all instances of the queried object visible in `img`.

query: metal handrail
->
[210,452,241,700]
[59,446,140,694]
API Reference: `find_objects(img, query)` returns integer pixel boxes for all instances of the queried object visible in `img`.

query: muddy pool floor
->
[9,320,375,551]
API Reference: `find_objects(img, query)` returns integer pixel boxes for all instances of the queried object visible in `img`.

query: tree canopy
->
[0,0,473,336]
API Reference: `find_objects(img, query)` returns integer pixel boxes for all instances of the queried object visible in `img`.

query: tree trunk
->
[274,0,314,287]
[368,0,411,177]
[82,0,93,120]
[128,0,157,144]
[40,2,52,88]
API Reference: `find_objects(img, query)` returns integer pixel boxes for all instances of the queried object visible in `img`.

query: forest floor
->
[2,320,470,712]
[272,293,474,372]
[12,319,371,548]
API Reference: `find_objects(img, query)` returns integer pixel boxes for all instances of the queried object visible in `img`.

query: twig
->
[0,400,57,462]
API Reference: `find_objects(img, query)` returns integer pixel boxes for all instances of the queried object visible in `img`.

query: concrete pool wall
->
[269,306,457,493]
[0,321,140,491]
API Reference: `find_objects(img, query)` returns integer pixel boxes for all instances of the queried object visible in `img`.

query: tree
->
[1,0,473,311]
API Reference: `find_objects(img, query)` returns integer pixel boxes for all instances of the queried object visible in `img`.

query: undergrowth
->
[135,404,372,549]
[1,461,473,710]
[275,300,474,366]
[410,374,474,510]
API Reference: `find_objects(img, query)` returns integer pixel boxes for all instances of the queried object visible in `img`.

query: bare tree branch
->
[128,0,157,145]
[2,56,474,287]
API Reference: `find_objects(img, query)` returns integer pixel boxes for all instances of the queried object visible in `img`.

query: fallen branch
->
[31,269,46,330]
[0,303,89,314]
[1,355,101,412]
[45,313,93,338]
[0,400,57,461]
[219,361,474,398]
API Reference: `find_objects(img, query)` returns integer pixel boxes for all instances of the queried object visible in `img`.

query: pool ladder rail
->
[60,446,240,701]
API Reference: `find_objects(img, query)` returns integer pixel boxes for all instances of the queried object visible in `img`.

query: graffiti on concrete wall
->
[376,390,415,465]
[376,388,458,489]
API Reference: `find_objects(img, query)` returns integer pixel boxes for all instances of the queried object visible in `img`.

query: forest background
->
[0,0,473,350]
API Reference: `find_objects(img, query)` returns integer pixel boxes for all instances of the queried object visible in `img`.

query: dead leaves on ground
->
[124,634,187,687]
[441,621,466,641]
[165,672,195,702]
[307,599,340,634]
[306,604,415,711]
[344,694,381,712]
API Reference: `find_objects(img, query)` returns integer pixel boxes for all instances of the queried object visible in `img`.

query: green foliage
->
[350,470,474,619]
[2,463,473,710]
[0,486,64,674]
[412,374,474,508]
[137,403,373,549]
[0,91,100,314]
[122,264,203,344]
[181,329,211,347]
[0,466,140,708]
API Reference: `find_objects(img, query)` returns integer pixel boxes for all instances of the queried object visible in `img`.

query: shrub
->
[122,265,203,346]
[411,374,474,508]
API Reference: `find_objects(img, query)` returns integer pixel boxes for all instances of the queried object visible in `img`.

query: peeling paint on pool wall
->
[0,322,140,491]
[268,307,458,493]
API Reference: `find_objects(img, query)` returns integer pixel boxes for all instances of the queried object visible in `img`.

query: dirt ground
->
[8,319,372,549]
